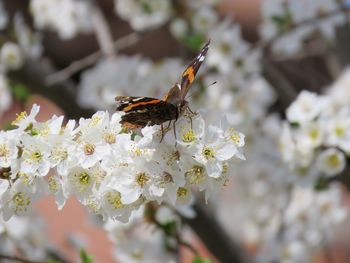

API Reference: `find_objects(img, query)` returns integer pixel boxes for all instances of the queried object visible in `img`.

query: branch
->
[262,57,298,110]
[184,202,251,263]
[90,2,116,58]
[45,32,141,86]
[262,5,349,56]
[10,59,95,120]
[0,253,46,263]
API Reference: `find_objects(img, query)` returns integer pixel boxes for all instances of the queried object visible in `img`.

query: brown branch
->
[262,57,298,109]
[0,253,46,263]
[45,32,141,86]
[262,5,349,56]
[184,202,251,263]
[90,2,116,58]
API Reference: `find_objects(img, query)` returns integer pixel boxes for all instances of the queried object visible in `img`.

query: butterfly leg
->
[187,105,197,115]
[160,124,165,143]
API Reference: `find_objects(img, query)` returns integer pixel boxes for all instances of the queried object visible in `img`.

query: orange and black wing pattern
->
[180,40,210,101]
[115,96,178,128]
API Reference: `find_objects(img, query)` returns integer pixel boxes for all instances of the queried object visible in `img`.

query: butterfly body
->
[115,40,210,129]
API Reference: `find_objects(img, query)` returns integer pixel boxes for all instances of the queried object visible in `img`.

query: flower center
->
[202,146,215,160]
[84,143,95,155]
[335,126,345,137]
[0,144,9,157]
[106,192,124,209]
[89,116,102,127]
[104,132,116,144]
[309,128,319,141]
[30,150,43,162]
[11,111,27,125]
[52,147,68,162]
[48,177,59,193]
[136,172,150,188]
[79,172,91,185]
[12,192,31,213]
[177,187,188,197]
[181,129,196,143]
[185,165,205,184]
[327,154,340,168]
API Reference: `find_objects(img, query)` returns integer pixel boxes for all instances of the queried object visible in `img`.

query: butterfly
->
[115,40,210,129]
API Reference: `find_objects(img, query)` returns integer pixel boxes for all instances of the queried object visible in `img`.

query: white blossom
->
[115,0,172,31]
[30,0,93,39]
[316,148,346,176]
[0,42,24,70]
[286,90,328,124]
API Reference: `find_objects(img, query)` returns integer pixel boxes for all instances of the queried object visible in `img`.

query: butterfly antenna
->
[185,81,217,100]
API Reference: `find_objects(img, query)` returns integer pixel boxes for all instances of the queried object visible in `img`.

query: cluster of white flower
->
[260,0,347,55]
[30,0,93,39]
[218,114,348,263]
[257,184,347,263]
[0,214,49,261]
[104,205,192,263]
[279,75,350,181]
[0,104,245,222]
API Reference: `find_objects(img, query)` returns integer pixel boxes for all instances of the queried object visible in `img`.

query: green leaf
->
[314,176,330,191]
[80,249,94,263]
[271,12,293,31]
[192,256,213,263]
[142,2,152,14]
[10,83,30,102]
[162,221,177,236]
[183,33,206,51]
[290,122,300,128]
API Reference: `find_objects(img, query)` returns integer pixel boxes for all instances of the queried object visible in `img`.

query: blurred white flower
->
[30,0,93,39]
[1,180,38,220]
[14,14,43,59]
[324,108,350,153]
[0,215,49,261]
[106,218,177,263]
[328,67,350,107]
[78,57,151,110]
[0,42,24,70]
[169,18,188,39]
[191,6,218,33]
[208,20,260,77]
[286,90,328,124]
[316,148,346,176]
[115,0,172,31]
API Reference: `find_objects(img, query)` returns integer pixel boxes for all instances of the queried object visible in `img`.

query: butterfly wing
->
[179,40,210,101]
[115,96,178,128]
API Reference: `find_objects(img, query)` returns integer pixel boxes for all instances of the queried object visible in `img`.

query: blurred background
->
[2,0,350,263]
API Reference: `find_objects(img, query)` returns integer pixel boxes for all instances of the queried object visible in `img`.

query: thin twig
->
[178,239,199,257]
[90,2,116,58]
[262,5,349,55]
[45,32,141,86]
[184,202,250,263]
[0,253,46,263]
